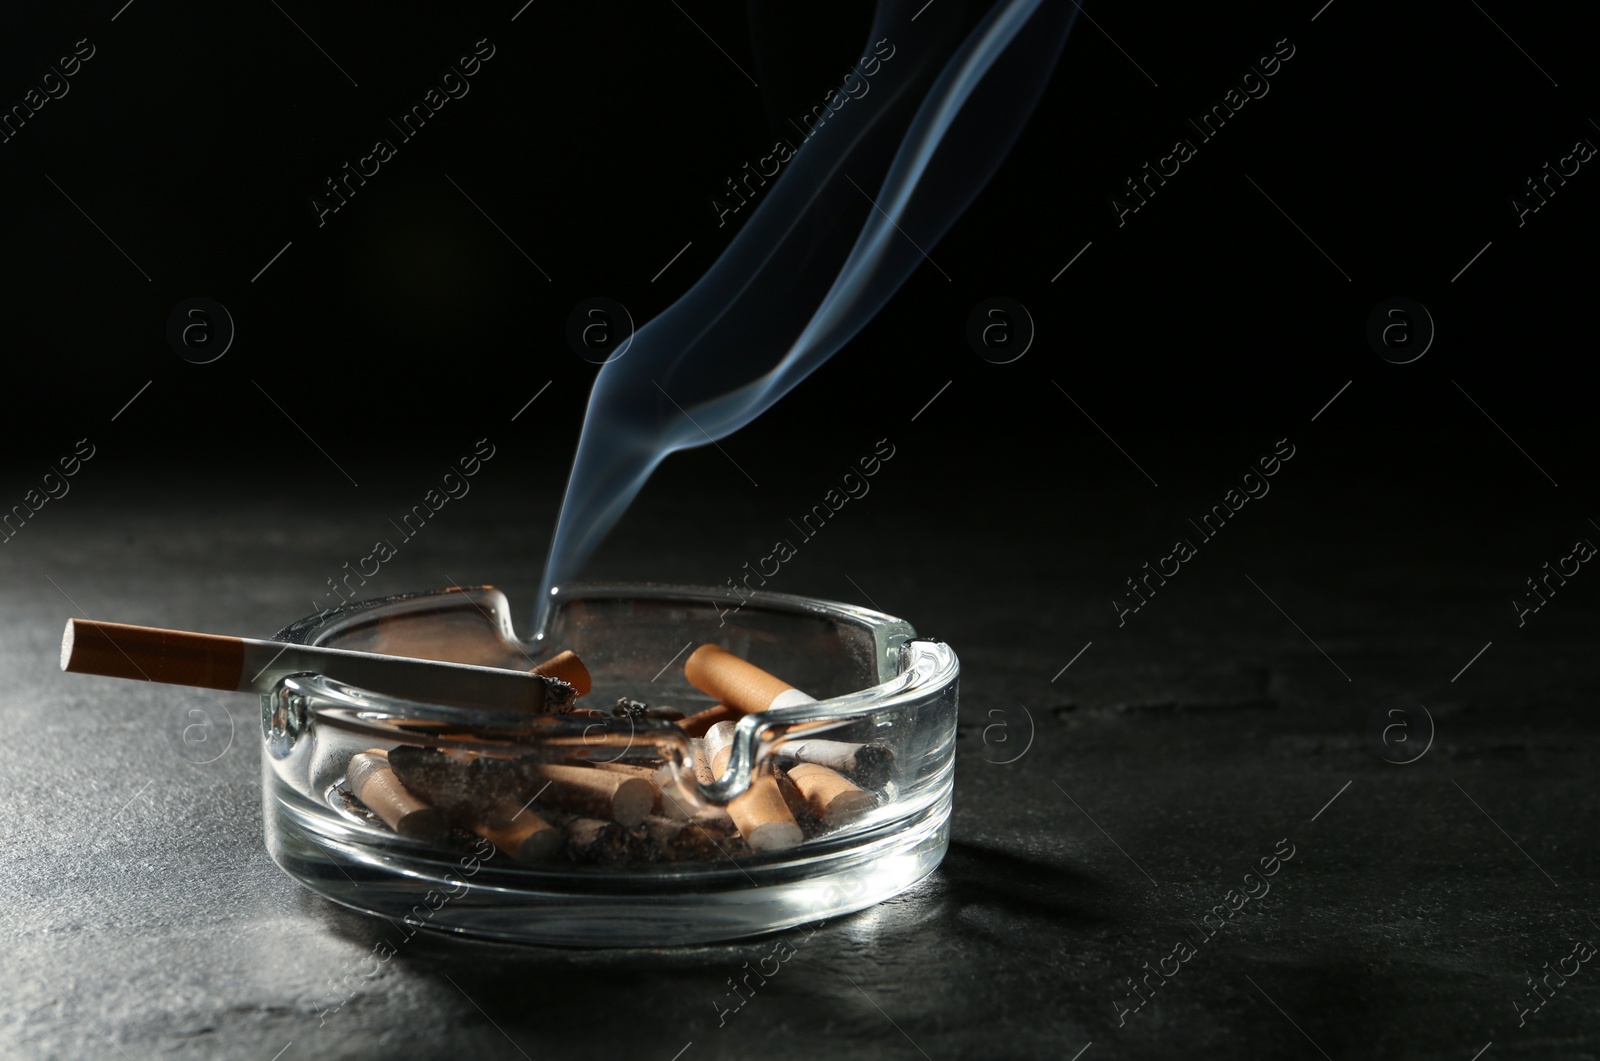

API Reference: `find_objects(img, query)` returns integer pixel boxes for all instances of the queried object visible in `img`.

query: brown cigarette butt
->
[591,761,665,781]
[703,721,802,853]
[474,803,561,864]
[684,644,815,714]
[533,763,654,826]
[691,738,717,787]
[591,762,666,811]
[381,747,564,859]
[657,773,733,824]
[703,721,737,776]
[385,745,504,821]
[346,750,451,843]
[678,702,741,737]
[785,762,877,826]
[529,649,592,696]
[774,738,895,788]
[773,768,815,827]
[648,750,730,824]
[727,770,803,853]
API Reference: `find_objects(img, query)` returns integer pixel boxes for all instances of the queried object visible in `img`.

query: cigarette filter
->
[346,750,451,843]
[684,644,815,714]
[703,721,802,853]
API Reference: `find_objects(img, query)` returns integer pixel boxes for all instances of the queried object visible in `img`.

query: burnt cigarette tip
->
[787,762,876,825]
[530,649,592,696]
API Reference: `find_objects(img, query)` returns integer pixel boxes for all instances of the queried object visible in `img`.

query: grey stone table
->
[3,446,1595,1061]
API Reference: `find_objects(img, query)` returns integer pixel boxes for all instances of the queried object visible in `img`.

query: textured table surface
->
[3,449,1594,1061]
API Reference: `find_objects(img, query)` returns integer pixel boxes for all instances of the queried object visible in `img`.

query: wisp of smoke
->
[535,0,1076,634]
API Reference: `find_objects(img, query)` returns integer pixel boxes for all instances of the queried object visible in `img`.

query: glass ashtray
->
[261,584,959,945]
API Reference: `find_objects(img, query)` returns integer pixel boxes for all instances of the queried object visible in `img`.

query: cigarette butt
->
[347,751,451,843]
[648,749,728,824]
[703,721,738,776]
[691,738,717,786]
[679,702,741,737]
[658,772,734,824]
[774,738,895,788]
[591,761,665,811]
[533,763,654,827]
[773,768,813,825]
[591,761,664,780]
[684,644,815,714]
[785,762,877,825]
[703,721,802,853]
[385,744,507,820]
[728,771,803,853]
[530,649,592,696]
[474,803,561,863]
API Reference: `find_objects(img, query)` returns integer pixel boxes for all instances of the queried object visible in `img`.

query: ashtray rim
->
[266,582,957,805]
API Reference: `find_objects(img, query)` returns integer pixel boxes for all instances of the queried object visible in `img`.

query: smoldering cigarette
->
[684,644,815,714]
[784,762,877,826]
[60,618,573,712]
[346,750,451,844]
[773,738,894,788]
[703,721,803,853]
[678,702,741,737]
[532,763,655,827]
[529,649,592,696]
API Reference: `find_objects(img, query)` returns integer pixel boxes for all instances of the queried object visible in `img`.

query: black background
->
[3,0,1591,486]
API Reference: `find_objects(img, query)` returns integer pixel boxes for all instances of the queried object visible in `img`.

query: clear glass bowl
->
[260,584,959,945]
